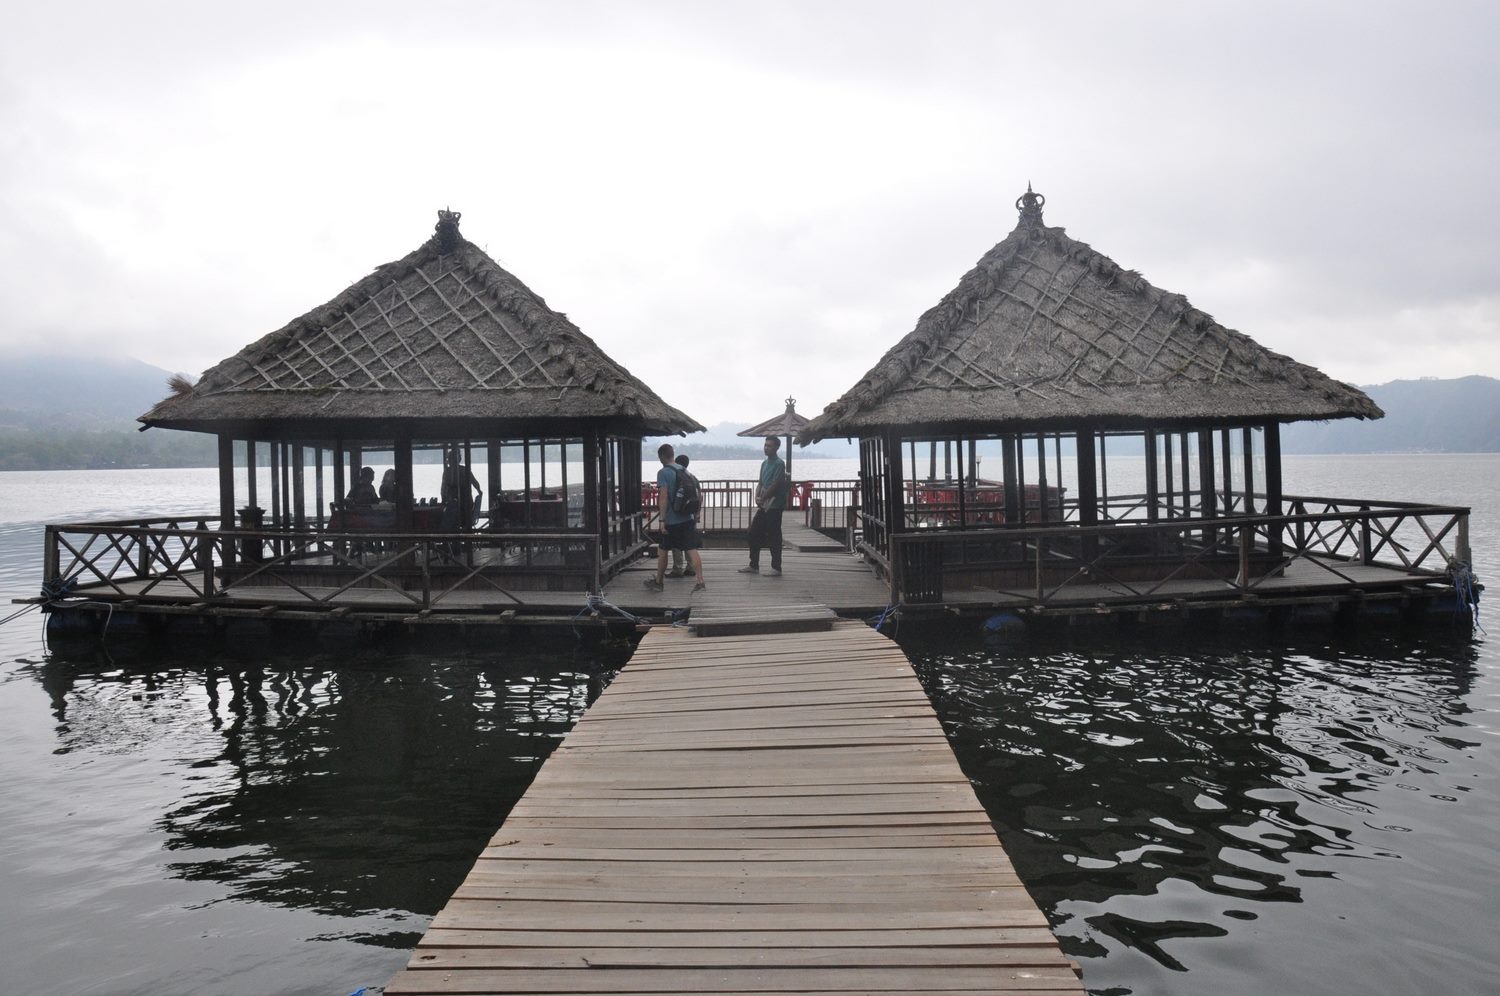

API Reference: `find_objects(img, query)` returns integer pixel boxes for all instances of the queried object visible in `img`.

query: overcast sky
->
[2,1,1496,425]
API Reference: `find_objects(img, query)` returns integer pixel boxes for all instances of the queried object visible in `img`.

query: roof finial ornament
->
[1016,182,1046,229]
[435,207,462,254]
[785,396,796,411]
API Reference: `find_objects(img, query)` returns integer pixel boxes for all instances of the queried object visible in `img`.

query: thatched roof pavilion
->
[139,209,698,590]
[802,186,1379,442]
[801,187,1384,604]
[143,210,700,439]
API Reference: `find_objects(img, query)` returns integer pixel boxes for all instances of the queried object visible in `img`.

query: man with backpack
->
[669,454,697,579]
[644,442,706,593]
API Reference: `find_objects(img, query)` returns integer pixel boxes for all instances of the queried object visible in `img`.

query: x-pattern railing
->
[887,494,1470,606]
[46,518,602,611]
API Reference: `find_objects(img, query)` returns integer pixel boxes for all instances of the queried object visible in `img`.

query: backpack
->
[669,466,702,517]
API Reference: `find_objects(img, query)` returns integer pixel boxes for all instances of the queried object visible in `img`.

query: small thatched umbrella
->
[738,397,810,476]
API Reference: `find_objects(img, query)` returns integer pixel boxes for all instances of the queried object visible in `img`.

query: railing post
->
[136,528,150,578]
[1034,536,1045,602]
[421,539,432,610]
[1237,525,1251,588]
[889,536,902,605]
[1457,513,1471,567]
[1360,506,1372,564]
[43,526,59,582]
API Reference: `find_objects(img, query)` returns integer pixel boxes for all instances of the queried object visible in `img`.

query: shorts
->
[661,520,702,551]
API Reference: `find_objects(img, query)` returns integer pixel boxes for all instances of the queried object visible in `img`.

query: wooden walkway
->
[385,622,1082,994]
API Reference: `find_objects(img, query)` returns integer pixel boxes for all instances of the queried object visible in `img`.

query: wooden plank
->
[387,965,1082,993]
[415,926,1061,949]
[404,943,1072,968]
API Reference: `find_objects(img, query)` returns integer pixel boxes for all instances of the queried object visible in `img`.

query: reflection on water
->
[2,636,626,995]
[902,624,1498,996]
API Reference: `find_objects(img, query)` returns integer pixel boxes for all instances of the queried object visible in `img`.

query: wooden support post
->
[1144,429,1159,523]
[583,431,600,590]
[885,430,905,604]
[1077,429,1098,561]
[1241,427,1255,515]
[44,525,59,582]
[1035,436,1048,523]
[269,441,281,529]
[1220,429,1232,513]
[955,438,967,530]
[1179,431,1191,518]
[396,437,414,531]
[292,444,306,531]
[486,441,500,515]
[246,440,259,511]
[1237,525,1251,588]
[1162,432,1174,520]
[1002,435,1020,525]
[1197,430,1215,546]
[314,447,325,531]
[1264,422,1283,560]
[332,440,345,511]
[218,435,236,569]
[523,439,532,526]
[1098,433,1109,518]
[1034,536,1045,602]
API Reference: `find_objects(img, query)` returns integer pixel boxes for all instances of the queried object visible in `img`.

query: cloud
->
[0,1,1496,425]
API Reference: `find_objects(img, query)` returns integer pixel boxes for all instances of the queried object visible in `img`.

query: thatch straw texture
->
[141,215,702,436]
[801,194,1381,442]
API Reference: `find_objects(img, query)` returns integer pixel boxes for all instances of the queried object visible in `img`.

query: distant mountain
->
[648,421,855,460]
[0,354,182,430]
[0,354,214,470]
[0,354,1492,469]
[1281,376,1500,454]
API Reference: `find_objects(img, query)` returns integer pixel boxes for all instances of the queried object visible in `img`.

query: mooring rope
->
[1451,562,1485,636]
[870,603,900,634]
[572,593,642,639]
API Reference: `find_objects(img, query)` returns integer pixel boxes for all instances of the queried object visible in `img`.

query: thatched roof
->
[141,210,702,437]
[801,188,1381,442]
[737,398,811,439]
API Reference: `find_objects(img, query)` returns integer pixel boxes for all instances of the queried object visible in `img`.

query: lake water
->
[0,456,1496,995]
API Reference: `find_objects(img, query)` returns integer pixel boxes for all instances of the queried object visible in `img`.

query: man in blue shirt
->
[645,443,705,592]
[740,437,788,576]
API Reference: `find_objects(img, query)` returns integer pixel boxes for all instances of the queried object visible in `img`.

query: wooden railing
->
[42,515,636,607]
[639,479,861,532]
[883,495,1472,606]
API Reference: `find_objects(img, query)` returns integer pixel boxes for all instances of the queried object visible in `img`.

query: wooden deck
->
[386,622,1082,994]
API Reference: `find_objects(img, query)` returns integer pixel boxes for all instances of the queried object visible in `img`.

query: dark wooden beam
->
[1144,429,1159,523]
[1264,421,1283,558]
[1002,435,1020,525]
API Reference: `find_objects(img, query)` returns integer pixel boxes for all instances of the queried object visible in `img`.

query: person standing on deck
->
[740,437,788,576]
[645,443,706,593]
[669,453,696,579]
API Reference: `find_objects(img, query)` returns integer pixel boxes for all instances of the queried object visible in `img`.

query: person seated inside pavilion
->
[378,468,400,503]
[347,466,378,506]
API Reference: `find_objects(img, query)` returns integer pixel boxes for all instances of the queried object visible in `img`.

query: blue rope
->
[870,603,898,633]
[572,593,643,639]
[1452,562,1485,635]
